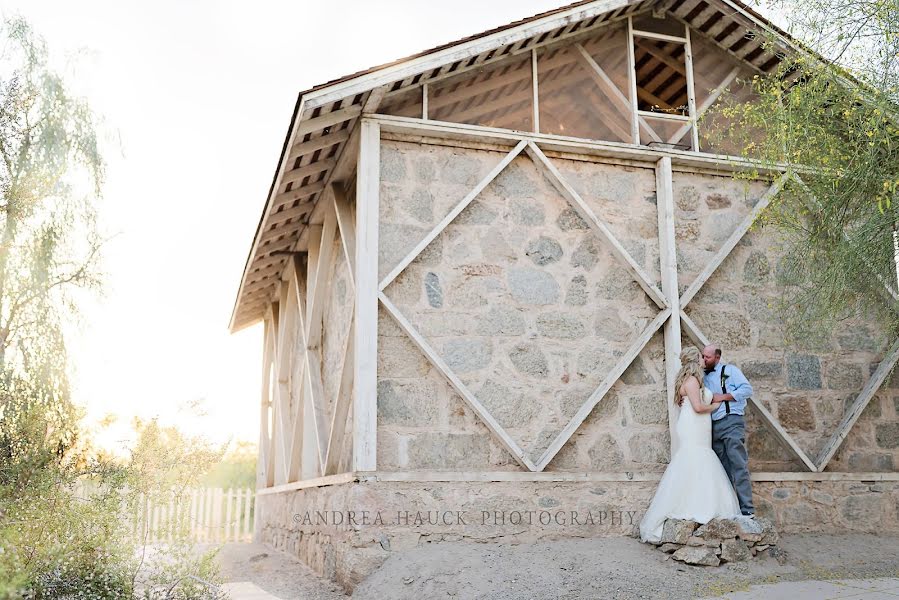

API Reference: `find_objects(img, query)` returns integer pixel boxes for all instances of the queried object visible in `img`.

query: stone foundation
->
[255,477,899,592]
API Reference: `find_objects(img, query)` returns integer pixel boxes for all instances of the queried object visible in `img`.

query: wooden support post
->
[655,156,682,455]
[626,16,640,144]
[531,48,540,133]
[353,119,380,472]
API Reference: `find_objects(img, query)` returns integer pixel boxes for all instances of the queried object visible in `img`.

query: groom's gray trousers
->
[711,414,754,514]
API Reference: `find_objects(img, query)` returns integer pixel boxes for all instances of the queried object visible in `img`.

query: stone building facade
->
[228,0,899,591]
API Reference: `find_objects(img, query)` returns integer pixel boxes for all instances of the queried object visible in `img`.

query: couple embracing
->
[639,345,755,544]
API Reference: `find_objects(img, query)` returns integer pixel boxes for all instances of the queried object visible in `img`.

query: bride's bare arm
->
[683,377,721,414]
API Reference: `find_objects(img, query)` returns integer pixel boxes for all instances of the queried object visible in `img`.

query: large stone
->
[493,161,538,196]
[694,518,739,540]
[424,272,443,308]
[787,355,822,390]
[380,146,407,183]
[442,339,492,373]
[403,187,434,223]
[658,543,682,554]
[379,223,429,278]
[587,434,624,469]
[508,343,549,378]
[508,268,560,305]
[705,192,732,209]
[827,362,863,390]
[661,519,698,544]
[478,380,539,428]
[689,310,751,349]
[536,311,587,340]
[837,326,882,352]
[621,356,656,385]
[476,306,526,336]
[781,503,819,528]
[406,432,492,469]
[378,380,439,426]
[875,423,899,449]
[743,251,770,284]
[525,236,563,266]
[455,200,497,225]
[378,336,430,377]
[557,207,589,231]
[510,197,545,226]
[733,515,776,544]
[777,397,816,432]
[629,394,667,425]
[719,538,752,563]
[628,430,669,464]
[840,494,882,526]
[847,452,894,471]
[571,236,601,271]
[742,360,783,380]
[565,275,588,306]
[672,546,720,567]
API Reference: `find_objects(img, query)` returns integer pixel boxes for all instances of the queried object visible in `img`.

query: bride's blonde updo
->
[673,347,704,406]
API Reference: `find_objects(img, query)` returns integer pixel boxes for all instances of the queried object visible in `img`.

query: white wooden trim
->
[531,48,540,133]
[256,472,360,496]
[655,157,682,456]
[626,16,640,144]
[525,141,669,309]
[679,173,788,309]
[378,292,538,471]
[287,257,309,482]
[816,337,899,471]
[422,83,428,120]
[303,0,635,109]
[371,114,798,175]
[353,119,380,472]
[325,319,355,475]
[257,470,899,493]
[631,29,688,43]
[637,110,691,122]
[536,307,672,470]
[378,140,528,292]
[683,26,700,151]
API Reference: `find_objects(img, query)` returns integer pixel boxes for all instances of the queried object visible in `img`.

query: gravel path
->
[214,534,899,599]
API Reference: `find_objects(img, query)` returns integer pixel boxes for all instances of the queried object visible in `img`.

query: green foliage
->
[0,17,225,599]
[703,0,899,341]
[200,441,256,490]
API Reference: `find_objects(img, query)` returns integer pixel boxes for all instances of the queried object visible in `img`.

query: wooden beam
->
[332,183,357,289]
[268,201,314,228]
[816,338,899,470]
[324,319,355,475]
[296,106,362,137]
[281,158,337,190]
[526,141,669,309]
[353,119,380,472]
[671,66,740,145]
[684,26,700,151]
[378,140,528,291]
[287,257,308,482]
[626,16,640,143]
[574,43,661,143]
[379,292,538,471]
[655,156,682,456]
[679,173,788,309]
[288,129,350,164]
[536,307,672,470]
[531,48,540,133]
[273,180,327,206]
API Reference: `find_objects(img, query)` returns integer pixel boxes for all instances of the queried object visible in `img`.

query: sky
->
[0,0,597,453]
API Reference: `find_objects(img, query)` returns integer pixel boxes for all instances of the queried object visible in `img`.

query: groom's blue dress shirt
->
[703,362,753,421]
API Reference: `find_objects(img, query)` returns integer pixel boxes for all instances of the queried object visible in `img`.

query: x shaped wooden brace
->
[260,182,359,486]
[378,139,670,472]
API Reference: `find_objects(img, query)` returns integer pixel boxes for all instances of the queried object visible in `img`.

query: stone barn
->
[228,0,899,589]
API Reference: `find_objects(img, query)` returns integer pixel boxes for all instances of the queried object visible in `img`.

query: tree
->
[706,0,899,342]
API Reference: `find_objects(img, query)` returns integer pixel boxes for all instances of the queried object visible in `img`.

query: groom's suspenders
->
[720,366,731,415]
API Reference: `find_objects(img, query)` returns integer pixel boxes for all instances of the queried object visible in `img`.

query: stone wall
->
[375,138,899,474]
[377,139,670,472]
[256,478,899,592]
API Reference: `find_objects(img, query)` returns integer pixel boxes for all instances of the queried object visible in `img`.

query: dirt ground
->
[217,534,899,599]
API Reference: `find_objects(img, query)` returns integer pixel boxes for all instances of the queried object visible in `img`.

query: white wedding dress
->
[639,387,741,543]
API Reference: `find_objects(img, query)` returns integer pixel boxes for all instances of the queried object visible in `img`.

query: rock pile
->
[649,517,782,567]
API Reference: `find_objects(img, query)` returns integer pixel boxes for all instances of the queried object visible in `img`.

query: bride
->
[639,346,742,543]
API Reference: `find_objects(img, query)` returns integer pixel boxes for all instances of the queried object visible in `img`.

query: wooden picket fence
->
[131,487,256,544]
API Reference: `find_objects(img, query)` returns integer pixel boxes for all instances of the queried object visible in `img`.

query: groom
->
[702,345,755,517]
